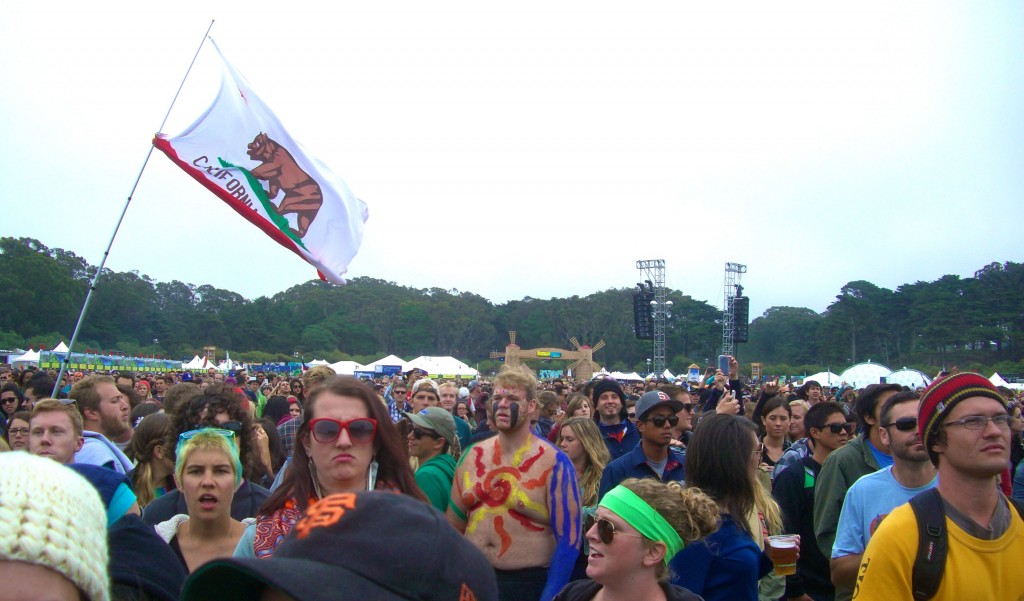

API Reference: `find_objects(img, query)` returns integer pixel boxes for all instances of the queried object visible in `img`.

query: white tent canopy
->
[406,356,479,378]
[182,355,206,369]
[887,368,933,389]
[361,354,410,373]
[839,362,893,388]
[328,360,363,375]
[8,349,40,365]
[991,373,1024,391]
[802,371,843,387]
[52,341,69,353]
[307,359,329,366]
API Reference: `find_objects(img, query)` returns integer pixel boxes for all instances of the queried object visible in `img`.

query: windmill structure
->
[490,331,605,380]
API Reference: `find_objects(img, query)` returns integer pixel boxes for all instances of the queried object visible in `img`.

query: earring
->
[367,455,379,491]
[308,457,324,500]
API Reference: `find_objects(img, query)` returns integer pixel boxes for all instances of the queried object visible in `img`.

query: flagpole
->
[52,21,215,398]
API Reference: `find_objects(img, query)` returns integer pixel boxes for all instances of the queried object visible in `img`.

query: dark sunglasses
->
[309,417,377,444]
[411,427,440,440]
[883,417,917,432]
[679,403,694,412]
[584,516,644,545]
[219,420,243,433]
[627,412,636,419]
[644,415,680,428]
[824,422,855,435]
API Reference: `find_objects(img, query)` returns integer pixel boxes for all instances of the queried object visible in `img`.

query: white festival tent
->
[406,356,479,378]
[662,369,676,380]
[307,359,330,366]
[182,355,205,369]
[8,348,40,366]
[328,360,364,375]
[992,373,1024,391]
[839,362,893,388]
[52,341,69,353]
[802,371,843,387]
[887,368,933,389]
[361,355,410,373]
[607,371,643,381]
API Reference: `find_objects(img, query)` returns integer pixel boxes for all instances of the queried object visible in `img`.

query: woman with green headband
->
[555,478,719,601]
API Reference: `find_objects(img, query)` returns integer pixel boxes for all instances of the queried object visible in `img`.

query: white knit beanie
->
[0,452,110,601]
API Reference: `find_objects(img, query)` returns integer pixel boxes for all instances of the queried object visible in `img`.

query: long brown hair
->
[685,413,758,534]
[261,376,425,514]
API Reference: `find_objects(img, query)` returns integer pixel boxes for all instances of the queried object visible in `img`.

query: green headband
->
[599,485,684,565]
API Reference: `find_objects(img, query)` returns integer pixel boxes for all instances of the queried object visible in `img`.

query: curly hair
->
[166,383,269,486]
[618,478,721,581]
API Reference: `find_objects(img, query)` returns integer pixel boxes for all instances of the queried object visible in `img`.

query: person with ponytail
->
[405,407,461,512]
[555,477,720,601]
[127,413,176,508]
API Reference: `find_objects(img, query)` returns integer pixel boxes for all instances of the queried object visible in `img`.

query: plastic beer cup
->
[766,535,798,576]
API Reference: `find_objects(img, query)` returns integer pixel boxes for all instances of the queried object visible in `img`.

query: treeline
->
[1,237,1021,375]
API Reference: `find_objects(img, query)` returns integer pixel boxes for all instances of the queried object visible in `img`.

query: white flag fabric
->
[154,38,368,284]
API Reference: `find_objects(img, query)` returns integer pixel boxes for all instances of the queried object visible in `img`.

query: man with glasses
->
[855,373,1024,600]
[773,401,850,601]
[831,390,936,598]
[385,378,409,423]
[405,407,460,512]
[813,383,899,601]
[598,390,686,501]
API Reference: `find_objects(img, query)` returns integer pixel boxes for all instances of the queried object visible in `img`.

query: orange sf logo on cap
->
[294,493,357,540]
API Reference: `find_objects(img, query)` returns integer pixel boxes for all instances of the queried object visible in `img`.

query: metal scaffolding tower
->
[722,262,747,355]
[636,259,669,377]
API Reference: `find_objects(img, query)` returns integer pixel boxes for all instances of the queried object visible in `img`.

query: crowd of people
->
[1,360,1023,601]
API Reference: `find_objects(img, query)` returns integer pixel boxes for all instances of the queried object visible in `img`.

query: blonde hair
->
[754,477,783,537]
[619,478,721,581]
[174,429,242,488]
[493,365,537,402]
[558,417,610,507]
[129,413,172,507]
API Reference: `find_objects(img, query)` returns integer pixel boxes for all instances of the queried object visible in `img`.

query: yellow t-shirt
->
[853,500,1024,600]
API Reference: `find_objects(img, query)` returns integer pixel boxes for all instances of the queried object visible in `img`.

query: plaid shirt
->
[277,417,301,458]
[385,384,409,423]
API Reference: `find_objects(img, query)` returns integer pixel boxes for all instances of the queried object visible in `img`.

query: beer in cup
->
[766,534,798,576]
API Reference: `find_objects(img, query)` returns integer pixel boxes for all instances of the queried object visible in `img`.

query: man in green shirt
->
[406,407,461,511]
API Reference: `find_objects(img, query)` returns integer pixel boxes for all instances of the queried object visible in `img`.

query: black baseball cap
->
[181,491,498,601]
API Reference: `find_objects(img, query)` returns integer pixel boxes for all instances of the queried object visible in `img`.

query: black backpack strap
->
[909,488,947,601]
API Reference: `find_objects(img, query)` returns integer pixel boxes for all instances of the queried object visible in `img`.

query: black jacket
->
[141,479,271,525]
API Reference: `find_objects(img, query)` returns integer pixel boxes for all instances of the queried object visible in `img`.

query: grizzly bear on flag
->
[246,132,323,238]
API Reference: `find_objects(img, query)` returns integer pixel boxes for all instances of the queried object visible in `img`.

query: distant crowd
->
[1,361,1023,601]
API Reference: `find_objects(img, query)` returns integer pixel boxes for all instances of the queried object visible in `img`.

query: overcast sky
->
[2,0,1021,320]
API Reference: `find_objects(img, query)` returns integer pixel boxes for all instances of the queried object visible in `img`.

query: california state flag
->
[154,38,368,284]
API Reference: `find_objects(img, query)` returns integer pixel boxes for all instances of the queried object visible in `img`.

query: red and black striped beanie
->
[918,372,1006,465]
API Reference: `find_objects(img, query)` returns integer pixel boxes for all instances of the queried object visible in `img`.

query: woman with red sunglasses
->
[239,376,425,558]
[555,478,719,601]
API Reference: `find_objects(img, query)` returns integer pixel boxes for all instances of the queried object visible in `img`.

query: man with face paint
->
[448,366,581,601]
[590,378,640,460]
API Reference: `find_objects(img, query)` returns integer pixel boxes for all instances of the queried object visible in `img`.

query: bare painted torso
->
[455,435,559,569]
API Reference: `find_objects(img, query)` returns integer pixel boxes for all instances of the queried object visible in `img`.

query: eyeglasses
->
[309,417,377,444]
[411,427,440,440]
[1,396,18,404]
[644,415,680,428]
[584,516,645,545]
[824,422,855,434]
[944,414,1012,430]
[882,417,918,432]
[7,427,29,437]
[679,403,694,412]
[393,390,407,396]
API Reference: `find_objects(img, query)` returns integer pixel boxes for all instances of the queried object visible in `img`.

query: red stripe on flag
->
[153,136,304,262]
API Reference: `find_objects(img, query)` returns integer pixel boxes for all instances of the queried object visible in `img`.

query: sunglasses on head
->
[883,417,917,432]
[411,426,440,440]
[824,422,855,434]
[309,417,377,444]
[584,516,644,545]
[644,415,680,428]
